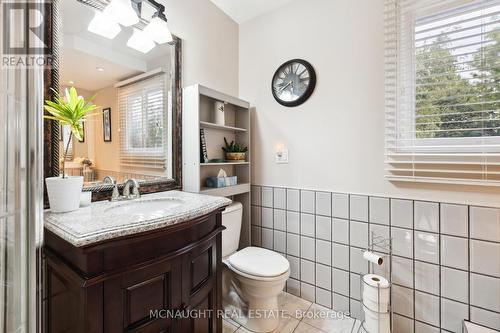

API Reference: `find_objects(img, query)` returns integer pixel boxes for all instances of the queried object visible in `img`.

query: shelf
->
[200,183,251,197]
[201,162,250,166]
[200,121,247,133]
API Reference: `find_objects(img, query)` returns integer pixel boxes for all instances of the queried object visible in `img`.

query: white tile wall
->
[251,185,500,332]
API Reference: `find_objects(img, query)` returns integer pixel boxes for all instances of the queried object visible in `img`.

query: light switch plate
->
[276,149,289,163]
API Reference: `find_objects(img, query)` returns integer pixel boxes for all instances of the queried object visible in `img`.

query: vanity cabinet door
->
[103,256,183,333]
[181,235,221,333]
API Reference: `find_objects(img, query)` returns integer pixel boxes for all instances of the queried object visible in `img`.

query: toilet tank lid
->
[228,247,289,277]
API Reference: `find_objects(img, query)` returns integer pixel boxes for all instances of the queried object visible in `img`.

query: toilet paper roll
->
[363,297,389,313]
[363,251,384,266]
[363,274,390,305]
[364,305,391,333]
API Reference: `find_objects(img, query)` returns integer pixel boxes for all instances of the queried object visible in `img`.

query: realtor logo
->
[2,1,52,67]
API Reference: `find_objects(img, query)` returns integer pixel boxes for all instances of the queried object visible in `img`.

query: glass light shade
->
[104,0,139,27]
[127,28,155,53]
[87,10,121,39]
[143,17,173,44]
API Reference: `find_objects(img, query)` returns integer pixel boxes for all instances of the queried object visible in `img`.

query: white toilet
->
[222,201,290,333]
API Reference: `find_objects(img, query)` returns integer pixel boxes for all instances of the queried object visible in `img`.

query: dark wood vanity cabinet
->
[44,208,225,333]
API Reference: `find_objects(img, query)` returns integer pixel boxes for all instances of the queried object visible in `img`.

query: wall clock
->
[272,59,316,107]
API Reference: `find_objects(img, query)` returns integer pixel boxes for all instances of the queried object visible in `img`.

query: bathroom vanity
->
[43,191,231,333]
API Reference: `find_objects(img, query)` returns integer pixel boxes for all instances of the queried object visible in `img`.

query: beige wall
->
[92,85,119,172]
[164,0,239,96]
[239,0,500,207]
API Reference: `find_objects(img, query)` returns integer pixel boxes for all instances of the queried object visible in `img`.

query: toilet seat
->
[228,247,289,278]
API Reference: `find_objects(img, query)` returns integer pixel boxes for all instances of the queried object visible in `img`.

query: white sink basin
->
[104,198,185,220]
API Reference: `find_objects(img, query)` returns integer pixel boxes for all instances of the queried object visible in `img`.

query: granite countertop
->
[44,191,232,247]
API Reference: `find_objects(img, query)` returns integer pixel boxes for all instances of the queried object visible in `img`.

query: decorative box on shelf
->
[206,169,237,188]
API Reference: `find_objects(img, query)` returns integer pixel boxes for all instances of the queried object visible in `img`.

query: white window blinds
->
[385,0,500,186]
[118,73,168,173]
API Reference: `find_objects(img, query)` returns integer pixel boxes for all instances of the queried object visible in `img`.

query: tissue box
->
[206,176,237,188]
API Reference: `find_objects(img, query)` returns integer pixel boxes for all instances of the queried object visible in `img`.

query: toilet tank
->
[221,201,243,258]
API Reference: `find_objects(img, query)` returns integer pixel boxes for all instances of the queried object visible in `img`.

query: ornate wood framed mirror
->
[44,0,182,203]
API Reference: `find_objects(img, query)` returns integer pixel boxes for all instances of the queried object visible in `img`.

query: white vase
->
[45,176,84,213]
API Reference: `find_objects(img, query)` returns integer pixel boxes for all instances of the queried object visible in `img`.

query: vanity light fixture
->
[127,28,155,53]
[143,12,172,44]
[87,10,121,39]
[103,0,139,27]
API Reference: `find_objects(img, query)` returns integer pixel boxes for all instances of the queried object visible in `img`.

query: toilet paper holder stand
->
[356,232,393,333]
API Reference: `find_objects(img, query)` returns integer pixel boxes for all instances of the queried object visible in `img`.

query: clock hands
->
[278,81,293,93]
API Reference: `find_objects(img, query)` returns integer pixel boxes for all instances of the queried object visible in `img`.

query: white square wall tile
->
[441,204,468,237]
[471,239,500,277]
[415,231,439,264]
[274,230,286,253]
[414,201,439,233]
[274,209,286,231]
[300,282,315,302]
[316,240,331,266]
[441,298,469,333]
[470,206,500,242]
[316,264,331,290]
[251,185,261,206]
[287,255,300,280]
[316,216,331,241]
[332,268,349,296]
[441,235,468,270]
[251,206,261,226]
[262,228,273,249]
[287,211,300,234]
[471,306,500,331]
[315,288,332,308]
[332,293,349,312]
[414,261,439,295]
[251,226,261,247]
[391,199,413,229]
[301,190,315,214]
[392,256,414,288]
[273,188,286,209]
[287,189,300,212]
[350,247,368,274]
[332,243,349,270]
[300,236,315,261]
[262,187,273,207]
[286,279,301,297]
[415,321,439,333]
[350,273,361,300]
[332,218,349,244]
[350,299,363,320]
[471,273,500,313]
[350,195,368,222]
[350,221,368,248]
[287,233,300,257]
[415,291,439,327]
[301,259,315,284]
[369,197,390,225]
[262,207,273,228]
[370,225,390,252]
[300,213,315,237]
[392,227,414,258]
[441,267,468,303]
[332,193,349,219]
[316,192,332,216]
[393,285,414,317]
[394,314,414,333]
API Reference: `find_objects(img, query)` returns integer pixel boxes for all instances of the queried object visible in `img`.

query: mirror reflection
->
[59,0,175,190]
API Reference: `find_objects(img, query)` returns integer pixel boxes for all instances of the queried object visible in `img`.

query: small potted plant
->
[222,137,248,161]
[44,87,98,212]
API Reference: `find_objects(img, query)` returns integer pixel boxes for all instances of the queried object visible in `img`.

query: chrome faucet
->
[123,179,141,200]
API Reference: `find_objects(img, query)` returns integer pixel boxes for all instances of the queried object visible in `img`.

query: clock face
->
[272,59,316,107]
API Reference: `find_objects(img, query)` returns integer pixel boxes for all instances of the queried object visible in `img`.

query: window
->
[61,125,73,161]
[118,73,168,174]
[385,0,500,185]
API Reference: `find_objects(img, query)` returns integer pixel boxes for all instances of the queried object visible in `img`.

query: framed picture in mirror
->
[103,108,111,142]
